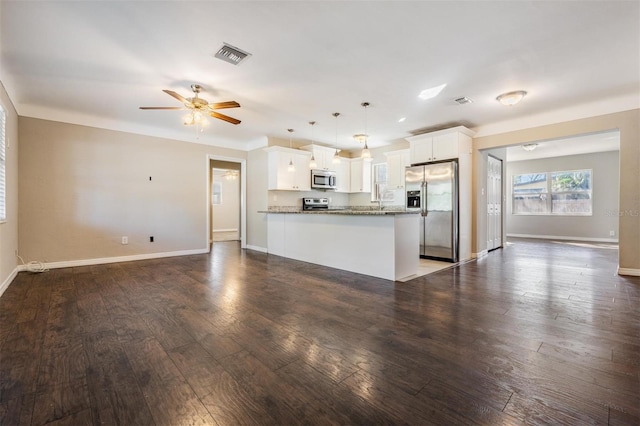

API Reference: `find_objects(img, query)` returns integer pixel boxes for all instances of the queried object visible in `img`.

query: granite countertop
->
[258,206,419,215]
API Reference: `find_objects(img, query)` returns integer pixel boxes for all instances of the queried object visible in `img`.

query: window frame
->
[512,168,593,216]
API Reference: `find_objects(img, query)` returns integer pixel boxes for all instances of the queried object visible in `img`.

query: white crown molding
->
[473,93,640,138]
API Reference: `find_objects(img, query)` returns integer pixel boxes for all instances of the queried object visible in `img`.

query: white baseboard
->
[473,250,488,259]
[41,248,209,270]
[0,266,20,298]
[245,245,268,253]
[212,228,238,233]
[507,233,619,243]
[618,267,640,277]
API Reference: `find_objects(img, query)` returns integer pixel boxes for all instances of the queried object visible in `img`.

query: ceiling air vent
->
[453,96,473,105]
[214,43,251,65]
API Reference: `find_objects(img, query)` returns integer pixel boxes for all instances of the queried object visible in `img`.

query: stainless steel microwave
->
[311,169,337,190]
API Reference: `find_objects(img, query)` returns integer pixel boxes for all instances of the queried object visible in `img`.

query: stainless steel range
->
[302,198,329,211]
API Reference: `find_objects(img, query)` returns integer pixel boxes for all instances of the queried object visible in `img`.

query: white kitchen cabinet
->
[299,144,335,170]
[265,146,312,191]
[350,157,372,193]
[384,149,410,190]
[407,127,472,165]
[334,157,350,193]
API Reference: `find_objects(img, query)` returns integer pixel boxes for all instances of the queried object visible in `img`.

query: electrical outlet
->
[609,230,615,236]
[121,236,128,245]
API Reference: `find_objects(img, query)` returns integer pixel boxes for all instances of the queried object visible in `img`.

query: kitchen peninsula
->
[260,207,419,281]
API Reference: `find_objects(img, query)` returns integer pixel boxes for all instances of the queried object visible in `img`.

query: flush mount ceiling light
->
[522,143,538,151]
[359,102,371,159]
[418,83,447,100]
[497,90,527,106]
[308,121,317,169]
[398,117,406,123]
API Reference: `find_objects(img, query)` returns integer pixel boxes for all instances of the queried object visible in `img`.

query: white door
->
[487,155,503,251]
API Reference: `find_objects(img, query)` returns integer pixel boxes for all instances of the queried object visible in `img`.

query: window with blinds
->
[0,105,5,222]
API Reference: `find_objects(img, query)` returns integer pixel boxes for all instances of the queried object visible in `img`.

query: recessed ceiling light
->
[418,83,447,100]
[497,90,527,106]
[398,117,406,123]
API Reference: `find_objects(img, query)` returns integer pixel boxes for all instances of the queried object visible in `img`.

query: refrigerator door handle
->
[421,181,428,216]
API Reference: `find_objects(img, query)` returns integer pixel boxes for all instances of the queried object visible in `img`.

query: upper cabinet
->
[384,149,410,190]
[406,126,474,165]
[299,144,334,171]
[265,146,312,191]
[333,157,350,193]
[350,157,372,193]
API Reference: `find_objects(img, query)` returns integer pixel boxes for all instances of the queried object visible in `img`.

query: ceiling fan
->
[139,84,241,125]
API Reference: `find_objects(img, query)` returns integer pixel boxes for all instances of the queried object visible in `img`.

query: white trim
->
[207,155,247,250]
[245,245,268,253]
[617,267,640,277]
[0,266,20,298]
[212,228,238,233]
[473,249,489,258]
[473,93,639,138]
[507,233,618,243]
[40,249,208,270]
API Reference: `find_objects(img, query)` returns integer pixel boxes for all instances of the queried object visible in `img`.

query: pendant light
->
[287,129,295,172]
[308,121,318,169]
[332,113,341,164]
[360,102,371,159]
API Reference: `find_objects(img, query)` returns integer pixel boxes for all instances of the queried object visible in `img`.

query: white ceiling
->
[1,1,638,153]
[506,130,620,162]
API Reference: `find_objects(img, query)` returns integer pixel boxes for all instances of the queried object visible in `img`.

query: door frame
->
[487,154,503,251]
[206,154,246,250]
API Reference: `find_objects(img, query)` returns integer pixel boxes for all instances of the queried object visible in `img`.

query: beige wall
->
[18,117,246,263]
[211,169,240,232]
[473,109,640,273]
[246,147,268,250]
[506,151,620,241]
[0,81,19,292]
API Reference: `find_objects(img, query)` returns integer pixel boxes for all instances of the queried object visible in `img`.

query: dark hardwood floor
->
[1,238,638,425]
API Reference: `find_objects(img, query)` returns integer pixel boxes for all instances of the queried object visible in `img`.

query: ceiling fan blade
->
[210,111,241,125]
[139,106,183,110]
[163,89,192,106]
[208,101,240,110]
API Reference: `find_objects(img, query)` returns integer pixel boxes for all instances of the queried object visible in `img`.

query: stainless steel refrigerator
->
[405,161,458,262]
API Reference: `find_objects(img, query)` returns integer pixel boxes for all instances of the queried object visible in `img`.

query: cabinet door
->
[294,152,311,191]
[410,137,433,164]
[334,159,350,193]
[385,150,409,189]
[432,133,458,161]
[350,158,372,193]
[268,150,311,190]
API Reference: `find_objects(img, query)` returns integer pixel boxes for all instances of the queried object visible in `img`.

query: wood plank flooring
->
[1,238,638,425]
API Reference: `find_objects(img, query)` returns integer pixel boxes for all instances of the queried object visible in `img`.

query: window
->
[212,181,222,205]
[372,163,393,202]
[0,105,5,222]
[512,169,592,215]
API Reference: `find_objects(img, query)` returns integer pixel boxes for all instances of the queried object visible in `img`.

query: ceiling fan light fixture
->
[497,90,527,106]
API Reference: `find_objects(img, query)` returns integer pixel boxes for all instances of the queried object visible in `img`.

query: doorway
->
[487,155,503,251]
[208,157,246,248]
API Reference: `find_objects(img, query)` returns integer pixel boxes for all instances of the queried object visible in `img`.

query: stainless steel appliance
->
[311,169,337,190]
[302,197,329,210]
[406,160,459,262]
